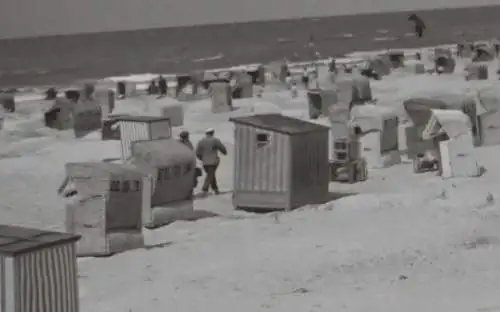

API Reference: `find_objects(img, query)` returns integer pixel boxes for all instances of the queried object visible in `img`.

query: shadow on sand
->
[238,191,358,214]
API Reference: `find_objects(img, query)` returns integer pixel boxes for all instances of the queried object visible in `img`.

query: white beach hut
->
[335,74,371,105]
[402,93,484,157]
[422,109,480,178]
[109,96,148,116]
[116,115,172,161]
[0,93,15,113]
[211,82,233,113]
[328,103,351,151]
[116,80,138,98]
[72,98,102,138]
[245,64,265,85]
[350,104,401,169]
[44,98,75,130]
[473,43,495,62]
[44,97,102,138]
[426,92,489,146]
[335,75,357,105]
[367,54,392,76]
[232,71,254,98]
[352,75,372,102]
[458,41,473,58]
[101,115,123,140]
[465,63,488,80]
[434,48,456,73]
[62,162,147,256]
[144,96,184,127]
[94,88,115,119]
[265,60,288,84]
[175,73,200,100]
[114,96,184,127]
[129,138,196,228]
[474,86,500,146]
[401,59,426,74]
[307,73,338,119]
[0,225,80,312]
[307,88,338,119]
[388,50,405,68]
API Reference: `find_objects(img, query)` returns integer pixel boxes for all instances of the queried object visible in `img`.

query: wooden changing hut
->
[62,162,146,257]
[129,139,196,228]
[116,116,172,161]
[0,93,15,113]
[229,114,330,211]
[422,109,480,178]
[0,225,80,312]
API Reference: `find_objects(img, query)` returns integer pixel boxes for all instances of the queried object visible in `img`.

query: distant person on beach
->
[329,58,337,74]
[290,81,298,98]
[148,79,158,95]
[178,130,202,190]
[494,42,500,58]
[158,75,167,97]
[408,14,426,39]
[456,43,463,58]
[45,88,58,100]
[195,128,227,195]
[285,71,293,89]
[301,66,310,88]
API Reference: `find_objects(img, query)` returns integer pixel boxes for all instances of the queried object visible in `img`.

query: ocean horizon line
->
[0,4,498,42]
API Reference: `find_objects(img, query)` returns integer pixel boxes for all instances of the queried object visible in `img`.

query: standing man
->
[158,75,167,97]
[328,58,337,74]
[178,130,202,190]
[301,66,309,88]
[195,128,227,195]
[285,71,293,90]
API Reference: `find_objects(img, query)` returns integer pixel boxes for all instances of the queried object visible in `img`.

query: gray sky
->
[2,0,500,39]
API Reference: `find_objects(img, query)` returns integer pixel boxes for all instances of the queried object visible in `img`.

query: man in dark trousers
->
[301,66,309,88]
[158,75,167,97]
[178,130,202,190]
[195,128,227,195]
[148,79,158,95]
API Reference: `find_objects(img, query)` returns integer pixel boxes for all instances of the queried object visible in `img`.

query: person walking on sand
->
[195,128,227,195]
[178,130,194,150]
[290,81,298,98]
[285,71,293,90]
[301,66,309,88]
[178,130,203,190]
[158,75,167,97]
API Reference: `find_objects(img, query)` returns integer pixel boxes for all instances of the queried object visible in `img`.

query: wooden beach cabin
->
[422,109,480,178]
[62,162,147,256]
[210,82,233,113]
[116,115,172,161]
[129,138,196,228]
[0,225,80,312]
[0,93,15,113]
[229,114,330,211]
[307,73,338,119]
[350,104,401,169]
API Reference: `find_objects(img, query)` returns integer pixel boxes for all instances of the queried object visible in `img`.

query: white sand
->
[2,50,500,311]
